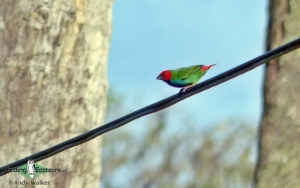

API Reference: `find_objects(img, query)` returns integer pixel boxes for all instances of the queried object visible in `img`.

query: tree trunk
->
[254,0,300,187]
[0,0,112,187]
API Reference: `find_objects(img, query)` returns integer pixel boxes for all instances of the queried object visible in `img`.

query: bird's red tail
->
[201,64,216,71]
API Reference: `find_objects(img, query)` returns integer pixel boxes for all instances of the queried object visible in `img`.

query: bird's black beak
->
[156,75,162,80]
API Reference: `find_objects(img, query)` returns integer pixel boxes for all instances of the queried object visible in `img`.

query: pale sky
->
[104,1,268,187]
[107,0,268,128]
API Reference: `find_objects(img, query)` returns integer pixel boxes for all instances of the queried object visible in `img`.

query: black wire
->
[1,37,300,176]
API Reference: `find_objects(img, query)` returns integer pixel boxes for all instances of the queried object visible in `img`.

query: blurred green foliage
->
[102,89,255,188]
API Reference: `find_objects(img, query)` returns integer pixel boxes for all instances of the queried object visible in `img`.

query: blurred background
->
[102,1,268,187]
[1,0,299,187]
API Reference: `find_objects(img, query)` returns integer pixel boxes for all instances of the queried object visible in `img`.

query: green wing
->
[175,65,202,80]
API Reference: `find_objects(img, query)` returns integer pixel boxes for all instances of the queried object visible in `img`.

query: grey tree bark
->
[0,0,113,187]
[254,0,300,187]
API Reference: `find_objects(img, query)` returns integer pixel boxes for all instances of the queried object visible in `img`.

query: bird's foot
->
[179,85,193,94]
[179,88,185,94]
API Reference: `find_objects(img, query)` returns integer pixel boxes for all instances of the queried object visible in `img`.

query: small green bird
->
[156,64,216,92]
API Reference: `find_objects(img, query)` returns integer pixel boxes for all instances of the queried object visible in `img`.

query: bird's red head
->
[156,70,171,81]
[201,64,216,71]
